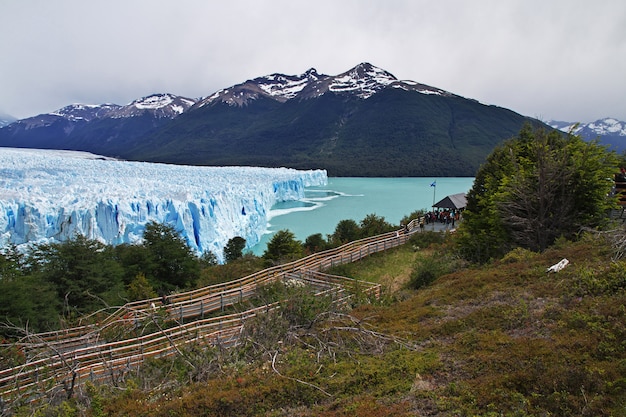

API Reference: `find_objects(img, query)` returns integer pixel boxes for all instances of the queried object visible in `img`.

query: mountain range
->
[4,62,618,176]
[548,118,626,152]
[0,94,197,157]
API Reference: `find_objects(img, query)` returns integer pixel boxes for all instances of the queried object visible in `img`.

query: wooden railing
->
[0,220,418,406]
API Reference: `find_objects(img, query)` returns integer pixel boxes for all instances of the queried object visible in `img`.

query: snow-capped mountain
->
[114,94,197,118]
[549,118,626,152]
[131,62,533,176]
[0,147,327,262]
[199,62,453,107]
[0,94,198,157]
[9,93,197,130]
[0,63,539,176]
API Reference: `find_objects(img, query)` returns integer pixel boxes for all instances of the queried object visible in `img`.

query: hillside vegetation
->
[15,233,625,416]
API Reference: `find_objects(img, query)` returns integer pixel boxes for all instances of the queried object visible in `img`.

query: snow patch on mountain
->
[256,69,321,99]
[549,117,626,152]
[0,148,327,262]
[328,63,397,98]
[548,120,580,133]
[129,93,197,114]
[51,103,121,122]
[199,69,325,107]
[587,118,626,136]
[392,80,450,96]
[549,118,626,137]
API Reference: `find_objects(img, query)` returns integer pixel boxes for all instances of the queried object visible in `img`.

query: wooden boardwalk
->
[0,220,421,407]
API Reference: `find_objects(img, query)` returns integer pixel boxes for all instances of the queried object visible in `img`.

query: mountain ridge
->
[549,118,626,152]
[0,93,197,156]
[198,62,455,108]
[1,63,543,176]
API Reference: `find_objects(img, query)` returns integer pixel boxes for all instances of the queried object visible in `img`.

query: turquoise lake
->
[250,177,475,255]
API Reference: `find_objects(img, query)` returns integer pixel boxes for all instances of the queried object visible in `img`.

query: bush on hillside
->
[456,124,618,263]
[408,252,460,290]
[408,230,447,249]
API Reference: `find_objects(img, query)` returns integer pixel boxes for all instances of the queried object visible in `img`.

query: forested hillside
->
[126,88,536,176]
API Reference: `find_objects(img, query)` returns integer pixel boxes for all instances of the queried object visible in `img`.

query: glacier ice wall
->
[0,148,327,262]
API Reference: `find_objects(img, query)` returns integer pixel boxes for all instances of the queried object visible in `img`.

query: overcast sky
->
[1,0,625,122]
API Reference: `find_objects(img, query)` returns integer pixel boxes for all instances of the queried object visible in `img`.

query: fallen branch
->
[270,350,332,397]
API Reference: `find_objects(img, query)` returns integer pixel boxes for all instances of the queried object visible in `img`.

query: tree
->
[126,272,157,302]
[199,253,264,287]
[303,233,329,254]
[0,270,60,334]
[457,124,618,263]
[112,243,153,286]
[199,251,219,268]
[28,235,126,317]
[223,236,246,263]
[400,210,426,228]
[142,222,200,291]
[263,230,303,265]
[0,244,25,281]
[359,213,394,238]
[330,219,360,246]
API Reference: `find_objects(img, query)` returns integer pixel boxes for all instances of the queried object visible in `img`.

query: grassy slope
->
[358,240,626,416]
[38,236,626,416]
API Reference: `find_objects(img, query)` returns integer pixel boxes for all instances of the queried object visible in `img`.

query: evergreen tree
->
[330,219,360,245]
[457,125,618,263]
[199,251,219,267]
[112,243,153,286]
[359,213,394,238]
[142,222,200,292]
[0,273,60,334]
[263,230,303,265]
[126,272,158,301]
[29,235,126,316]
[223,236,246,263]
[303,233,329,254]
[0,245,25,281]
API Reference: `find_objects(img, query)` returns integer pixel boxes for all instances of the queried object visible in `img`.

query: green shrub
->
[500,247,537,264]
[408,231,446,249]
[571,261,626,296]
[408,253,458,290]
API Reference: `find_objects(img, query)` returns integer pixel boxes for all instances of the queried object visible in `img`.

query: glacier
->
[0,148,327,262]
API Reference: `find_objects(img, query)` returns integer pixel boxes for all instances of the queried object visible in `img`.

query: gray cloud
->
[1,0,624,122]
